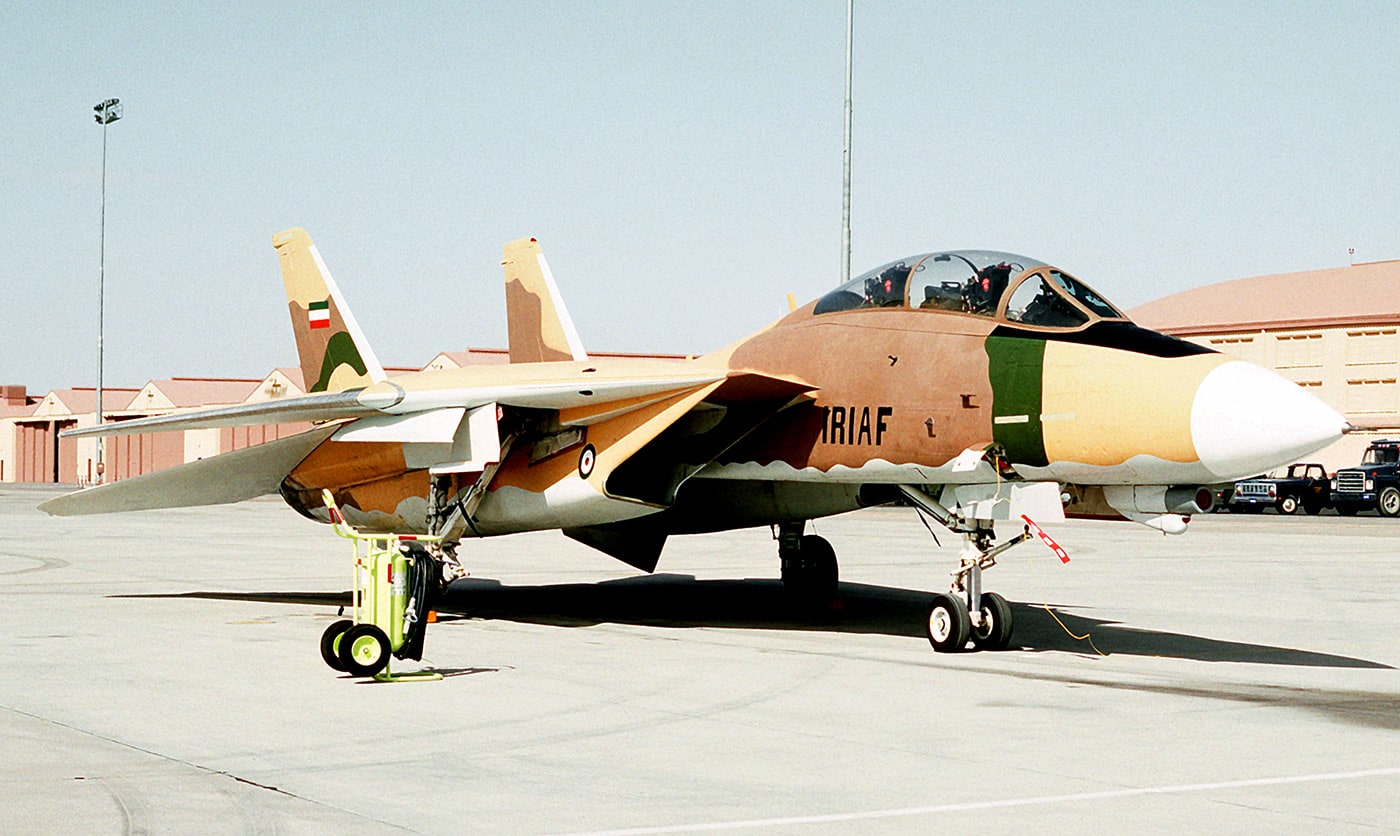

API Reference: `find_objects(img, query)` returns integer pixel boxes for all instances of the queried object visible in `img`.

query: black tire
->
[970,591,1014,651]
[781,535,839,605]
[1303,501,1324,516]
[319,619,353,672]
[1380,488,1400,518]
[337,623,391,677]
[926,592,971,652]
[1278,495,1299,515]
[1337,504,1359,517]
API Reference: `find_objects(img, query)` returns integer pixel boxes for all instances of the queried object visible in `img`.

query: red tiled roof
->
[44,388,141,415]
[271,367,306,390]
[130,377,261,409]
[1131,259,1400,335]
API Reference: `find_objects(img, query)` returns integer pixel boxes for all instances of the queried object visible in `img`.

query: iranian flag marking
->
[308,300,331,330]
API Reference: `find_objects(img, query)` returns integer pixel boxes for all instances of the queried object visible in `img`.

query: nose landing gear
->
[900,485,1041,653]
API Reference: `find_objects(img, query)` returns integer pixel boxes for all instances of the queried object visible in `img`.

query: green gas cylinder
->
[388,549,408,650]
[361,547,409,653]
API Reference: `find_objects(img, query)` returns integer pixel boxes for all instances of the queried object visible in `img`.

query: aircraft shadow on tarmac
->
[128,574,1389,670]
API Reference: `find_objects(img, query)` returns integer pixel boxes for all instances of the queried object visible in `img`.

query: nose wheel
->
[970,590,1013,651]
[926,593,970,651]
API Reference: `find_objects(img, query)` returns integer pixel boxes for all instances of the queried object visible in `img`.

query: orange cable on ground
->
[1040,603,1107,657]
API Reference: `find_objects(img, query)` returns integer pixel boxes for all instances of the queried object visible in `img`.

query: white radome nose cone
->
[1192,361,1347,481]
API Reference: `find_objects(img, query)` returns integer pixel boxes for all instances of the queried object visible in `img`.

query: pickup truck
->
[1331,439,1400,517]
[1230,463,1330,515]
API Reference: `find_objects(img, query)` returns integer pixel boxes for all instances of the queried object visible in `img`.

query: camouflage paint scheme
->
[709,311,1232,481]
[277,243,1236,541]
[48,232,1346,573]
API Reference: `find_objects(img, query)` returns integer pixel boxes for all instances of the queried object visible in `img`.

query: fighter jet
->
[44,230,1349,653]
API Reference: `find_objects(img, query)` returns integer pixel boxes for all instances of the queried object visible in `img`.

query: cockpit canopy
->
[812,250,1126,328]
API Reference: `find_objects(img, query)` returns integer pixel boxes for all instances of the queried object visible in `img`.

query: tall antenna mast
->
[840,0,853,286]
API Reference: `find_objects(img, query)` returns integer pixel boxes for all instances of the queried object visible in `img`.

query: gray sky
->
[4,2,1398,393]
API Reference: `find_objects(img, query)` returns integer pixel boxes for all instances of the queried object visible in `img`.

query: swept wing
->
[61,362,732,439]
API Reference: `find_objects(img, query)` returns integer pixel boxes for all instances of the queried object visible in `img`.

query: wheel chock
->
[372,669,443,683]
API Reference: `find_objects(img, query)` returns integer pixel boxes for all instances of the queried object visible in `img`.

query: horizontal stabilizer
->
[40,426,337,516]
[564,519,667,572]
[60,391,371,439]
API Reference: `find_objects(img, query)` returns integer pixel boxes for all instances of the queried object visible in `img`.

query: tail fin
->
[502,237,588,364]
[273,227,387,393]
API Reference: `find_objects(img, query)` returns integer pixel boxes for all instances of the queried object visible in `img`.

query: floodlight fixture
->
[93,98,122,125]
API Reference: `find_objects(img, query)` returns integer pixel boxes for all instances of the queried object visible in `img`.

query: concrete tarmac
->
[2,484,1398,833]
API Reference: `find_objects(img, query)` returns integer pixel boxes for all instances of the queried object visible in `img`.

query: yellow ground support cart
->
[318,490,442,681]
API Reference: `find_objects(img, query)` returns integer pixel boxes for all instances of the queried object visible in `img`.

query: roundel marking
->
[578,444,597,479]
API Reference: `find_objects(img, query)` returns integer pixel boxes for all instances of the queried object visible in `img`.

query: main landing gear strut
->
[899,485,1031,652]
[776,521,838,607]
[424,433,517,588]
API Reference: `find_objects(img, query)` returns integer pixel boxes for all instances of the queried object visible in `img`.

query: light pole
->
[93,97,121,485]
[840,0,853,287]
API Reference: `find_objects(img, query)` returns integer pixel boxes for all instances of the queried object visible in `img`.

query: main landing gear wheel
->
[337,623,391,677]
[1380,487,1400,518]
[319,619,353,672]
[970,591,1014,651]
[781,534,839,606]
[926,592,971,652]
[1279,495,1299,515]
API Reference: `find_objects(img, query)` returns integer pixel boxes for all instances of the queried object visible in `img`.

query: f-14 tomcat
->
[46,230,1349,653]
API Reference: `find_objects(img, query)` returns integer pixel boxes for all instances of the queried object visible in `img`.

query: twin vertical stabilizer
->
[502,237,588,364]
[273,228,587,393]
[274,227,387,393]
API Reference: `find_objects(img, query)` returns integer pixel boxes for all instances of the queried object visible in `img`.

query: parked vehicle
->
[1230,463,1330,515]
[1331,440,1400,517]
[1207,482,1235,511]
